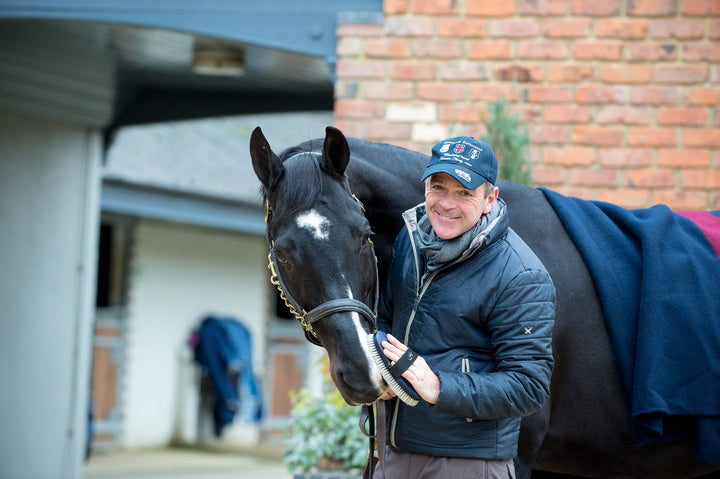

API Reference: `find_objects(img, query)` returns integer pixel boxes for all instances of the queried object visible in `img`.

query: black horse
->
[250,126,720,479]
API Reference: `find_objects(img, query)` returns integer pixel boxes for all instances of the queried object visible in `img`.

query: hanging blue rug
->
[540,188,720,465]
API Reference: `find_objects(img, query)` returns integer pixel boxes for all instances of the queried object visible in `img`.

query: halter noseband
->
[265,193,379,346]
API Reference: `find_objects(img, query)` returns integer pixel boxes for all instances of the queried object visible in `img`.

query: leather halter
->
[264,193,379,346]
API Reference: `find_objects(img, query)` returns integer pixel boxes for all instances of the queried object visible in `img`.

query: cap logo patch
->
[469,148,480,160]
[453,144,465,154]
[455,169,471,183]
[440,143,451,153]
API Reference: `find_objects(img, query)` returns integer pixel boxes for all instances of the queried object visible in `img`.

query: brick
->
[412,40,464,58]
[628,0,678,16]
[683,42,720,62]
[654,65,708,84]
[337,24,383,37]
[363,81,414,100]
[576,86,625,104]
[487,19,540,38]
[601,64,653,84]
[711,19,720,39]
[337,37,362,57]
[681,170,720,189]
[517,41,570,60]
[453,104,486,123]
[597,188,651,208]
[685,88,720,105]
[650,19,705,39]
[625,169,676,188]
[654,189,708,209]
[418,82,466,101]
[390,60,436,80]
[627,43,678,62]
[517,0,570,15]
[438,19,486,38]
[657,107,709,126]
[685,129,720,147]
[363,120,412,140]
[542,18,592,38]
[365,39,412,58]
[334,100,384,119]
[573,126,624,146]
[628,127,677,146]
[682,0,720,15]
[439,61,489,81]
[524,85,573,103]
[711,191,720,210]
[544,105,591,123]
[467,0,515,16]
[571,0,622,15]
[469,84,519,101]
[547,64,595,82]
[386,102,436,122]
[530,125,570,144]
[543,146,597,165]
[596,106,652,125]
[332,120,364,137]
[595,20,649,39]
[412,0,458,14]
[557,186,596,200]
[493,64,544,82]
[658,148,712,167]
[410,122,450,142]
[384,0,408,15]
[516,104,544,123]
[467,41,512,60]
[336,59,386,79]
[570,168,619,186]
[573,42,623,60]
[532,165,565,185]
[599,148,653,167]
[384,17,434,37]
[629,86,680,105]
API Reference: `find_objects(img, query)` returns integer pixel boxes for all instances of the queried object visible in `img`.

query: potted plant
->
[284,359,368,479]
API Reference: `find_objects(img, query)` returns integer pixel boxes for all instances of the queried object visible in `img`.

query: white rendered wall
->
[122,219,267,448]
[0,109,100,478]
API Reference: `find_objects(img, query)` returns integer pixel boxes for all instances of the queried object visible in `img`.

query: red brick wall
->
[334,0,720,209]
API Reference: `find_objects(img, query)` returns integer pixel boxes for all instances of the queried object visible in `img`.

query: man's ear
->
[483,185,499,214]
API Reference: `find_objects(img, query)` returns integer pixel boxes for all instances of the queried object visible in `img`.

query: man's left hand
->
[382,334,440,404]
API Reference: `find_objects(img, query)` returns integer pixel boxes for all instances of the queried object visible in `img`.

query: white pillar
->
[0,109,101,478]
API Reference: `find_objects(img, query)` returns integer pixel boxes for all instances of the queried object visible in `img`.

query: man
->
[375,136,555,478]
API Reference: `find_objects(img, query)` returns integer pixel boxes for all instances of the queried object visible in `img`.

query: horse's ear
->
[321,126,350,177]
[250,126,283,190]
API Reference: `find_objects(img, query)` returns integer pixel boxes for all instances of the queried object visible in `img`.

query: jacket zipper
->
[462,358,472,422]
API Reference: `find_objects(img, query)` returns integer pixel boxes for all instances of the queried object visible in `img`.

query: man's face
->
[424,173,497,240]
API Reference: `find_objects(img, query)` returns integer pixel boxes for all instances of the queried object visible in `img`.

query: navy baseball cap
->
[421,137,498,189]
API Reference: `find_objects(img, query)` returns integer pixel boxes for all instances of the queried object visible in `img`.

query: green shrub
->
[481,99,532,186]
[284,363,367,473]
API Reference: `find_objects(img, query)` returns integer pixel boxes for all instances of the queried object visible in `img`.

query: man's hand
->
[381,334,440,404]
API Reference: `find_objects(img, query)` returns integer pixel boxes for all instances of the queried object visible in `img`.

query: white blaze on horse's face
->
[296,209,330,240]
[343,282,385,390]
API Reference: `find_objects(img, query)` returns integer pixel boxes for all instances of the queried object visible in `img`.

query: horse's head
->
[250,126,386,405]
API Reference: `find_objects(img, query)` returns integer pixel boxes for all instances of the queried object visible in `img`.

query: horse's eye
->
[275,250,289,264]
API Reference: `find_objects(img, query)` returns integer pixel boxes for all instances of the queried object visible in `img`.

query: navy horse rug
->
[540,189,720,465]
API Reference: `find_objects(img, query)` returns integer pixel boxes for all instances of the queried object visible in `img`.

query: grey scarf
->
[414,201,503,273]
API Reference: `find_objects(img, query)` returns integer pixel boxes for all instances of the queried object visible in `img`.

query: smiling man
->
[375,137,556,479]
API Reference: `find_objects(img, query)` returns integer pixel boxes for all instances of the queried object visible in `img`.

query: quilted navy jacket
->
[377,199,555,460]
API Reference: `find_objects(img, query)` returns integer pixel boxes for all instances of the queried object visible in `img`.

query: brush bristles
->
[367,334,419,407]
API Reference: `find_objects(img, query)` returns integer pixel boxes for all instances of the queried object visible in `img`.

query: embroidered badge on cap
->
[455,169,471,183]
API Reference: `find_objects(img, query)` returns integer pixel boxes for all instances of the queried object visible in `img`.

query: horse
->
[249,126,720,479]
